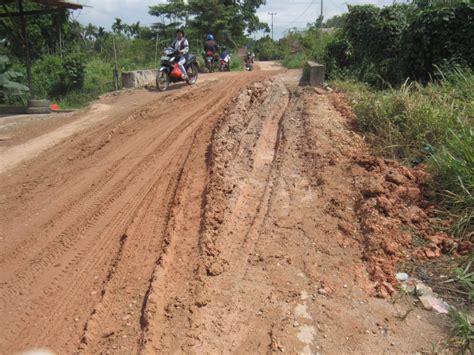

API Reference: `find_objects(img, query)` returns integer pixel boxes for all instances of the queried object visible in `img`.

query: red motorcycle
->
[205,51,218,72]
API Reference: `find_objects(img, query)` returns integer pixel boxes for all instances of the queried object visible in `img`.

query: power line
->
[284,0,316,29]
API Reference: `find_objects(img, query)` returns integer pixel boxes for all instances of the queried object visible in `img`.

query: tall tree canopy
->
[149,0,269,46]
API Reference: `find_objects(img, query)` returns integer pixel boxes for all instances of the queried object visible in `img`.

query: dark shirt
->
[204,40,219,53]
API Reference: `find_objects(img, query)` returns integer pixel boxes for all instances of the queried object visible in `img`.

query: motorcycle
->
[205,51,217,72]
[219,55,231,72]
[156,47,199,92]
[245,61,253,71]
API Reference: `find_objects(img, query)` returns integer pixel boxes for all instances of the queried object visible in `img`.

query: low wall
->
[0,106,26,115]
[301,61,325,87]
[122,69,159,89]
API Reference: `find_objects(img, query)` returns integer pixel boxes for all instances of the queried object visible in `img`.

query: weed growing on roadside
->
[448,309,473,354]
[454,258,474,301]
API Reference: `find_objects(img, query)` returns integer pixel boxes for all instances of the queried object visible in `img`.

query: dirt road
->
[0,65,447,354]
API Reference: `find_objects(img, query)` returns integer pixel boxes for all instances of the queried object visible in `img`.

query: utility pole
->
[320,0,324,27]
[268,12,276,41]
[18,0,32,94]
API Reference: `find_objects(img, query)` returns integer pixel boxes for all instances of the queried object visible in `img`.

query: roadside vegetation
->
[1,0,268,108]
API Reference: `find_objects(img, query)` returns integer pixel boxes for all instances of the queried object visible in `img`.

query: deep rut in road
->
[0,70,449,354]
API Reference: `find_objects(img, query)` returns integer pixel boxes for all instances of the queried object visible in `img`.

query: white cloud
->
[73,0,165,29]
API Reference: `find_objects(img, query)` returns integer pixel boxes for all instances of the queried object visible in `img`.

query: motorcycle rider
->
[171,28,189,80]
[245,51,255,63]
[204,34,220,62]
[220,46,231,66]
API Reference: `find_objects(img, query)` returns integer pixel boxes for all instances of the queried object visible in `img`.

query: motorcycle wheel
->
[186,63,199,85]
[156,71,170,91]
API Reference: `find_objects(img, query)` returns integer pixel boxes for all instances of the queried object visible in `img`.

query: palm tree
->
[84,23,98,42]
[112,18,125,35]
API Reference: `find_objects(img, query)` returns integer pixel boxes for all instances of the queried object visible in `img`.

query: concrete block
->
[122,69,159,89]
[301,61,325,87]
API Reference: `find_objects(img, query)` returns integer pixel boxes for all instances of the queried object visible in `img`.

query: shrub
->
[230,53,244,71]
[61,52,86,91]
[281,52,308,69]
[403,3,474,81]
[324,3,474,86]
[0,55,29,104]
[32,53,86,98]
[32,55,63,98]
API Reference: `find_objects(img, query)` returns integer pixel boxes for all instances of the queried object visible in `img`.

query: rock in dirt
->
[396,273,409,282]
[419,295,449,314]
[415,283,433,297]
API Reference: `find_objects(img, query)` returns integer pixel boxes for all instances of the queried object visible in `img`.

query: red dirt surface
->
[0,66,451,354]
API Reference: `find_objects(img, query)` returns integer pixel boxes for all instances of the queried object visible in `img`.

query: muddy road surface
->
[0,66,447,354]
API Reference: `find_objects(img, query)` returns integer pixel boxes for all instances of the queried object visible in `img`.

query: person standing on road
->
[171,29,189,80]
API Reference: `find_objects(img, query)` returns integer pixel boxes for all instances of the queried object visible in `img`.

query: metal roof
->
[32,0,83,10]
[0,0,83,10]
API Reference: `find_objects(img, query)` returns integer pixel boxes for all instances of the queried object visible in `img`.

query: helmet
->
[207,34,214,41]
[247,51,251,55]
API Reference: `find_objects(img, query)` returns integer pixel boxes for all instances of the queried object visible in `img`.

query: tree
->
[149,0,268,47]
[84,23,98,42]
[0,2,70,60]
[112,18,126,35]
[324,14,348,28]
[411,0,469,8]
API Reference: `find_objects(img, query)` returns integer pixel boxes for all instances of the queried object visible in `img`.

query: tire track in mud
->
[0,72,271,353]
[135,77,294,353]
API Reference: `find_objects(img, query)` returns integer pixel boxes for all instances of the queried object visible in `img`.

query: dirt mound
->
[328,91,473,298]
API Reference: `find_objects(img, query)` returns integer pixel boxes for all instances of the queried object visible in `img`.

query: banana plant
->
[0,55,29,104]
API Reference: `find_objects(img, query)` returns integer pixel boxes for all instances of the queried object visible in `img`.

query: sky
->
[72,0,404,39]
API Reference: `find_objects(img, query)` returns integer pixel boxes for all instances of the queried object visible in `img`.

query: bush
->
[281,52,308,69]
[230,53,243,71]
[32,55,63,98]
[32,53,86,99]
[62,53,86,91]
[403,3,474,81]
[254,36,282,61]
[0,55,29,104]
[324,37,353,78]
[324,3,474,86]
[59,58,114,108]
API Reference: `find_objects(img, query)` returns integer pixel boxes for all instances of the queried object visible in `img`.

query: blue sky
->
[72,0,404,39]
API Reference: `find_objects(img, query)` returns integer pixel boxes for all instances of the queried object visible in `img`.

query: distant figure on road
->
[245,51,254,64]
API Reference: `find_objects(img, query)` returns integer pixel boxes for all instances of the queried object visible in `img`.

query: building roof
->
[0,0,83,10]
[32,0,83,10]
